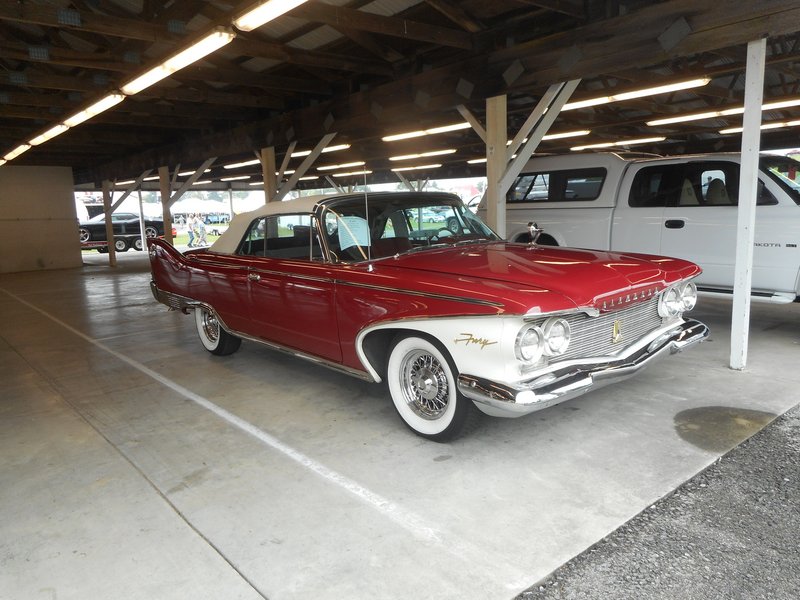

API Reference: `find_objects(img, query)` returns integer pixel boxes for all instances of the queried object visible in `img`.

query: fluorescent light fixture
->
[467,158,487,164]
[178,169,211,176]
[192,180,213,185]
[332,170,372,177]
[290,144,351,158]
[571,136,665,151]
[3,144,31,160]
[221,175,250,181]
[648,97,800,126]
[298,175,319,181]
[562,97,611,111]
[382,122,471,142]
[391,164,442,172]
[116,180,136,186]
[389,149,456,161]
[63,93,125,127]
[611,78,711,101]
[121,28,235,95]
[29,124,69,146]
[571,142,615,150]
[234,0,308,32]
[647,111,723,126]
[224,159,260,169]
[763,98,800,111]
[143,176,160,181]
[720,120,800,135]
[542,129,591,140]
[565,77,711,111]
[318,161,365,171]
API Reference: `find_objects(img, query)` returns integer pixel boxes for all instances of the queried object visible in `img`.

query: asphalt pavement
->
[516,402,800,600]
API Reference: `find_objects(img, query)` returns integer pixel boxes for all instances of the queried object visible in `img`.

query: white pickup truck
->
[482,152,800,303]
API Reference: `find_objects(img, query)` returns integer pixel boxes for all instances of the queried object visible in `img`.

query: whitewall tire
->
[387,335,480,441]
[194,306,241,356]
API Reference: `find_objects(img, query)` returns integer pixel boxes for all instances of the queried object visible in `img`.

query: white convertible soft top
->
[209,193,341,254]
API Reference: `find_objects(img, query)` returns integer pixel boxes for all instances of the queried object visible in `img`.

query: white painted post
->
[730,38,767,370]
[138,189,147,253]
[485,95,507,238]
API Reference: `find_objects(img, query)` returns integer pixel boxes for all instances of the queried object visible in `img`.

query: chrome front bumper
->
[457,319,709,417]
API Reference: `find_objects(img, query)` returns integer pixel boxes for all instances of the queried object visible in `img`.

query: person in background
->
[194,215,208,246]
[186,213,196,247]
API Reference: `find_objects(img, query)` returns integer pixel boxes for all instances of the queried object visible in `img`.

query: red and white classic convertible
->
[148,191,708,441]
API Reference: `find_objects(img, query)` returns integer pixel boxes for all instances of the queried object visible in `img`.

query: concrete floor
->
[2,250,799,600]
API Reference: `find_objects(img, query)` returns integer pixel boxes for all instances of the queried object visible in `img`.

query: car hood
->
[378,242,700,310]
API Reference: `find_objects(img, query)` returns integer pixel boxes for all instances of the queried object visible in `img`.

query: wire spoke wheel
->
[400,350,450,419]
[387,335,480,441]
[194,306,241,356]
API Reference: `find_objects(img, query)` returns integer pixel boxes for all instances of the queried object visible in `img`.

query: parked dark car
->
[79,212,168,252]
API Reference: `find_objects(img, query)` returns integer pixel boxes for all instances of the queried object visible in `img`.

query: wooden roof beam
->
[231,37,393,76]
[423,0,484,33]
[0,3,181,43]
[292,1,473,50]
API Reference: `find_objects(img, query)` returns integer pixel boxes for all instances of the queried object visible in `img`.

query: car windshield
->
[761,155,800,205]
[319,194,499,262]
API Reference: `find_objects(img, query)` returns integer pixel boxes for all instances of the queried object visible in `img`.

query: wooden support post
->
[158,166,174,245]
[261,147,278,203]
[485,95,507,237]
[730,38,767,370]
[102,179,116,267]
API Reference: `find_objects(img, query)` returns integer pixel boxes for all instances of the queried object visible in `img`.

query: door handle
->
[664,219,685,229]
[248,272,261,282]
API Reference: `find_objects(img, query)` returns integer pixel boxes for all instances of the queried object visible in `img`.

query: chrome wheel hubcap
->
[200,310,219,343]
[400,350,449,420]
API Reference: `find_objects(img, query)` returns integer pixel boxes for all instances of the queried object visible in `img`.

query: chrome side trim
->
[335,279,505,309]
[150,281,375,383]
[457,319,709,417]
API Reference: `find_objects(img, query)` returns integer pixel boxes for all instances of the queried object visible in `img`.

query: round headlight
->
[516,325,544,363]
[680,281,697,311]
[658,286,683,318]
[542,317,571,356]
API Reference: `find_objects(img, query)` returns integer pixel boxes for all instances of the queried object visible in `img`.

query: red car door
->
[245,258,341,362]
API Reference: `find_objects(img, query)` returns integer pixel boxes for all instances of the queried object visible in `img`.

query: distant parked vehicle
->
[79,212,170,252]
[204,214,230,225]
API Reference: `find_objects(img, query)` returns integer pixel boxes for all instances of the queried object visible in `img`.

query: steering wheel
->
[429,228,453,242]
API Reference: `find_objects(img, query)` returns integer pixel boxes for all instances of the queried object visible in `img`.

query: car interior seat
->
[705,178,731,205]
[679,179,700,205]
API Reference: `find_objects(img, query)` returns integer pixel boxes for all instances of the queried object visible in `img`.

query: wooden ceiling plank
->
[133,86,284,110]
[0,4,175,43]
[178,63,331,94]
[512,0,585,19]
[0,42,137,73]
[423,0,484,33]
[231,37,393,76]
[330,27,405,62]
[292,1,473,50]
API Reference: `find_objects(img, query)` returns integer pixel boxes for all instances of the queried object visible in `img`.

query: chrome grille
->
[554,296,662,361]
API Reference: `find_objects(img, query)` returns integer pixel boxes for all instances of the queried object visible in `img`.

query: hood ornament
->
[527,221,543,245]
